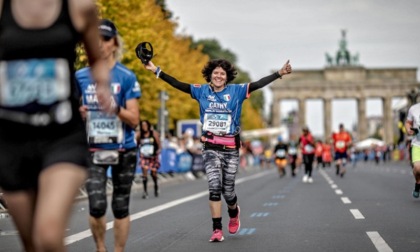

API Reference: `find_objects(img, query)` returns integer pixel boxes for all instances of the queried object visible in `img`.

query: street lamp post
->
[159,91,169,143]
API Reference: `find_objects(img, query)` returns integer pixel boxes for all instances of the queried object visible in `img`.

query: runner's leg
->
[3,191,36,251]
[111,150,136,252]
[35,163,86,251]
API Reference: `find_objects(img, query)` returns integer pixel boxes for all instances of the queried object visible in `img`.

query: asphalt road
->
[1,160,419,252]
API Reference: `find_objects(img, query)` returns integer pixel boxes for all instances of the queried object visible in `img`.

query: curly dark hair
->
[140,120,152,137]
[201,59,237,84]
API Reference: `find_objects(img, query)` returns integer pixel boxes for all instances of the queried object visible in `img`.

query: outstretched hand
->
[279,60,292,76]
[144,60,157,73]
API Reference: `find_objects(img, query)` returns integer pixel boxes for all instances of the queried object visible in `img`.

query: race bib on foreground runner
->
[0,59,70,106]
[203,113,232,135]
[87,111,123,144]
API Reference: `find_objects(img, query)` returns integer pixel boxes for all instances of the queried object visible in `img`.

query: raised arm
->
[144,61,191,94]
[249,60,292,93]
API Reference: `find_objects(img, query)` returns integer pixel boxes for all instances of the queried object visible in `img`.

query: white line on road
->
[350,209,365,219]
[65,170,272,245]
[366,231,393,252]
[341,197,352,204]
[331,184,338,189]
[318,169,334,184]
[335,189,343,195]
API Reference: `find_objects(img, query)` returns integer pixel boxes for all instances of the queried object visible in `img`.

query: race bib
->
[203,113,232,135]
[92,150,119,165]
[336,141,346,149]
[289,147,297,155]
[140,145,154,157]
[276,149,286,158]
[304,144,314,153]
[87,111,123,144]
[0,59,70,106]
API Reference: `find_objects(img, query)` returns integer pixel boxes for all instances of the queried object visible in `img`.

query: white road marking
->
[366,231,393,252]
[350,209,365,219]
[319,169,334,185]
[321,166,393,251]
[238,228,256,235]
[65,170,272,245]
[341,197,352,204]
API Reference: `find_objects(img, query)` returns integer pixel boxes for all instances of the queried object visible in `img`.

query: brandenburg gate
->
[269,31,419,144]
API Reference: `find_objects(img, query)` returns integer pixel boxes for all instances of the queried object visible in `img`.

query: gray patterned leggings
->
[86,149,137,219]
[202,148,239,206]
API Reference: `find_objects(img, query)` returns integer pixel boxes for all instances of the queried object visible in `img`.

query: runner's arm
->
[405,119,415,135]
[118,98,140,129]
[143,61,191,94]
[77,1,114,114]
[249,72,281,93]
[159,71,191,94]
[135,127,140,145]
[153,130,162,154]
[347,135,353,147]
[249,60,292,93]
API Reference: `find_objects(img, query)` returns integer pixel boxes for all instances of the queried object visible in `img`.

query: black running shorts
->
[0,121,89,191]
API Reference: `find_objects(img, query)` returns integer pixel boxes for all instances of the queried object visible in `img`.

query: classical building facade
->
[270,66,418,143]
[269,31,419,144]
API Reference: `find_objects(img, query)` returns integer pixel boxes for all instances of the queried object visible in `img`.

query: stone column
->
[298,98,306,129]
[357,98,367,141]
[324,98,332,140]
[382,96,393,144]
[271,99,281,127]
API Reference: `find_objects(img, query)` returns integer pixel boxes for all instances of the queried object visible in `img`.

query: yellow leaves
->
[92,0,207,128]
[75,0,263,131]
[241,99,265,130]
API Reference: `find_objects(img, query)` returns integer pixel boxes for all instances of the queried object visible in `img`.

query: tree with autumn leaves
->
[76,0,265,132]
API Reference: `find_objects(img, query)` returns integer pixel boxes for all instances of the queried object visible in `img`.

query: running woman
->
[143,58,292,242]
[0,0,113,251]
[136,120,161,199]
[322,139,333,168]
[299,126,315,183]
[405,103,420,198]
[273,136,288,178]
[315,139,324,168]
[288,140,299,177]
[332,123,352,177]
[76,19,141,252]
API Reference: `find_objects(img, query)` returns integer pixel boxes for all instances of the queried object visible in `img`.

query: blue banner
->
[176,152,193,173]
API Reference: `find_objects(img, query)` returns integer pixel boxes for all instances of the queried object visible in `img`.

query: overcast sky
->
[166,0,420,137]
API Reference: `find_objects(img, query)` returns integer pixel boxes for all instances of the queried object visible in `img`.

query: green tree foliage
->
[191,38,237,63]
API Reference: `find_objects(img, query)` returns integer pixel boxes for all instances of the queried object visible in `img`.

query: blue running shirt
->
[76,62,141,149]
[190,84,250,135]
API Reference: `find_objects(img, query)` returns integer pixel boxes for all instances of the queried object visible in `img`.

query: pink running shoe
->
[209,229,224,242]
[228,206,241,234]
